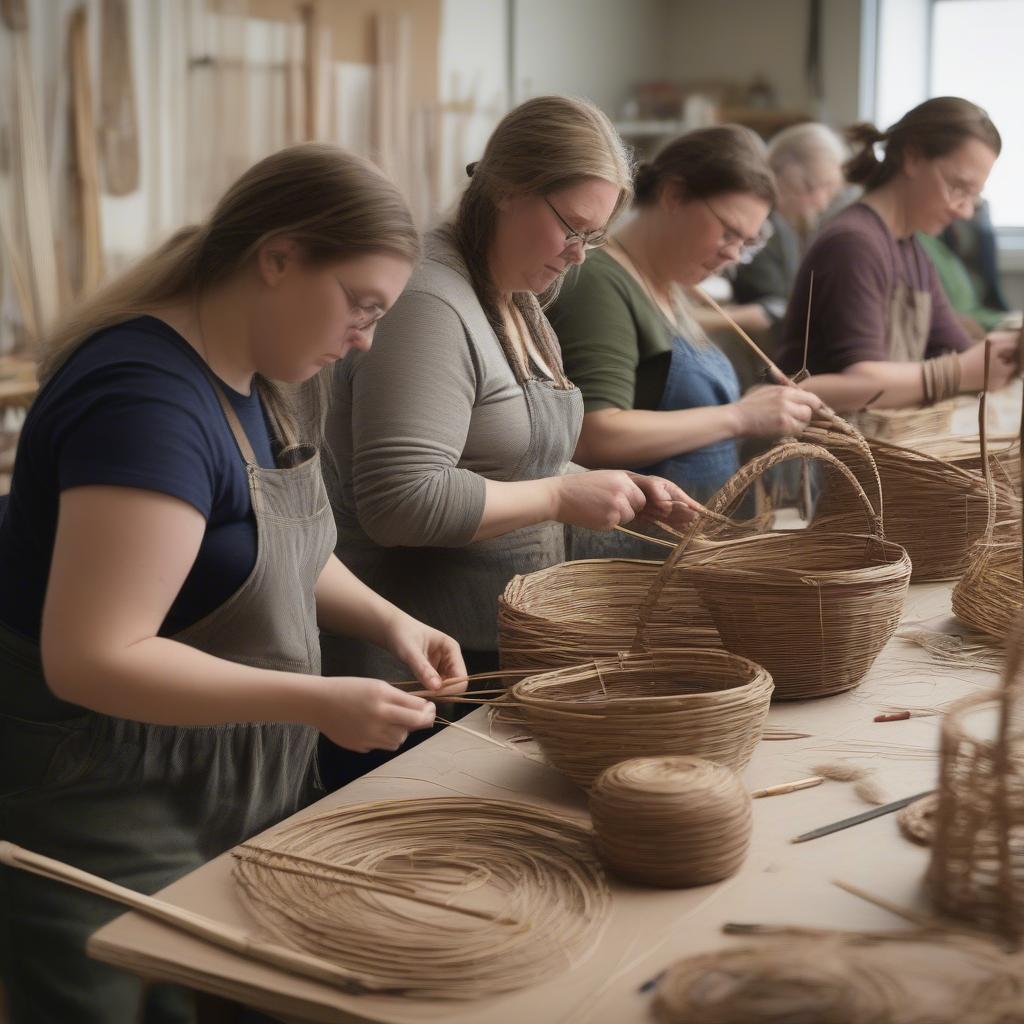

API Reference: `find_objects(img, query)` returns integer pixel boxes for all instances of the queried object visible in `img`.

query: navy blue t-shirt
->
[0,316,276,642]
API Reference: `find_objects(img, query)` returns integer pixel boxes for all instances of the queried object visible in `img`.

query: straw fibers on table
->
[807,426,1018,582]
[231,797,610,999]
[590,756,751,888]
[653,931,1024,1024]
[510,648,772,789]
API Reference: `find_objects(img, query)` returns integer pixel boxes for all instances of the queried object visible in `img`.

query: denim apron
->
[0,379,335,1023]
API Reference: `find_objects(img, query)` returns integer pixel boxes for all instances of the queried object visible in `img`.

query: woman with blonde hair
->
[778,97,1018,409]
[0,143,463,1022]
[322,96,699,747]
[548,124,822,523]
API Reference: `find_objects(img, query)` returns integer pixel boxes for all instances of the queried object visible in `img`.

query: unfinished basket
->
[927,613,1024,940]
[641,441,911,701]
[808,425,1019,582]
[852,398,957,444]
[509,648,773,789]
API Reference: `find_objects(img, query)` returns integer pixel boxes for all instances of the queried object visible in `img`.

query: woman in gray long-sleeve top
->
[320,98,699,778]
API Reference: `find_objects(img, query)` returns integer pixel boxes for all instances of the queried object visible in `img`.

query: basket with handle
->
[638,441,912,701]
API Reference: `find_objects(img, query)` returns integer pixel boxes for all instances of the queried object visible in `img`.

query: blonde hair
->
[39,143,420,443]
[453,95,633,380]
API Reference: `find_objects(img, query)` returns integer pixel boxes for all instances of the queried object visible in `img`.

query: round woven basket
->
[927,614,1024,939]
[510,648,773,789]
[807,424,1018,582]
[636,441,911,701]
[589,756,752,887]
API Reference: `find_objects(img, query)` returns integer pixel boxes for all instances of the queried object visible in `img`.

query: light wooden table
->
[88,390,1021,1023]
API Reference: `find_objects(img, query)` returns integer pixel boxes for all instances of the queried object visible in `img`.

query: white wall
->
[513,0,666,115]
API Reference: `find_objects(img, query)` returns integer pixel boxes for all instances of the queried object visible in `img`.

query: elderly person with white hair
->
[732,121,847,329]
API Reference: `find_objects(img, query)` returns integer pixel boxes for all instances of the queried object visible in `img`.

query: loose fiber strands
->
[510,649,772,789]
[231,797,610,999]
[807,425,1012,582]
[641,441,910,701]
[590,757,751,888]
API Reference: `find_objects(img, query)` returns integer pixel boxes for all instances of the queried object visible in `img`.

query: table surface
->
[89,390,1022,1024]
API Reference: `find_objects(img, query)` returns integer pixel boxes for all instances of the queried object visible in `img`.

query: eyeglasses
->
[337,280,386,331]
[701,199,773,265]
[932,164,983,211]
[543,196,609,251]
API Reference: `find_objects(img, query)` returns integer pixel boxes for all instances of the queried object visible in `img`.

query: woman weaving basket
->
[778,97,1019,411]
[320,97,700,786]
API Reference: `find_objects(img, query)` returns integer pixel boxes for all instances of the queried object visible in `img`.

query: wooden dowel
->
[751,775,824,799]
[0,841,381,994]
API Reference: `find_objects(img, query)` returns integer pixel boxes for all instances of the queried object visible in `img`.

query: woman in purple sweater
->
[778,97,1018,411]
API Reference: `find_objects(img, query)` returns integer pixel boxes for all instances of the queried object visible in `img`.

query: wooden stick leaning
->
[0,840,381,995]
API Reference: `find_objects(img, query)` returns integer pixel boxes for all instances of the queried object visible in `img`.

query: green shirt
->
[916,231,1006,332]
[548,249,672,413]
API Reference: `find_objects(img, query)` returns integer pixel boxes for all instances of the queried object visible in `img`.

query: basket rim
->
[511,648,771,707]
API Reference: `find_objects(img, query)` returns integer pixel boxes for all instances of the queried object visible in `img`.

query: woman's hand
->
[550,470,648,530]
[381,609,468,693]
[627,473,702,528]
[317,678,436,753]
[959,333,1019,392]
[731,384,822,438]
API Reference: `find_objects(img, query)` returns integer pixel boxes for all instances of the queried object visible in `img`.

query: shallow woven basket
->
[927,614,1024,940]
[808,424,1019,582]
[852,398,957,444]
[644,441,912,701]
[509,648,773,789]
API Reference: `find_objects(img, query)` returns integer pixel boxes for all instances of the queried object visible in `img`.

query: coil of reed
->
[510,648,772,789]
[927,613,1024,941]
[638,441,911,701]
[589,756,751,887]
[852,397,957,445]
[653,932,1023,1024]
[231,797,610,999]
[807,422,1019,582]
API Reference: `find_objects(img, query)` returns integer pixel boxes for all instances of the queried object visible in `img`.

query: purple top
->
[779,203,970,375]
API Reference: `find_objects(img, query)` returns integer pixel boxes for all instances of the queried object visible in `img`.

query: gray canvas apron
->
[324,371,583,679]
[0,379,335,1023]
[887,280,932,362]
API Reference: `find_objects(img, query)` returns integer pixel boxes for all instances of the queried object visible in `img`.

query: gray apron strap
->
[888,282,933,363]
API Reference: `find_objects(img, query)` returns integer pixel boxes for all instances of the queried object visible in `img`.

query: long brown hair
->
[844,96,1001,191]
[452,95,633,382]
[39,143,420,442]
[633,124,777,208]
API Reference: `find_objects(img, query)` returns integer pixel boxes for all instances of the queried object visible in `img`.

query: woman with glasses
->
[319,97,700,784]
[548,124,822,525]
[0,145,462,1022]
[777,97,1018,410]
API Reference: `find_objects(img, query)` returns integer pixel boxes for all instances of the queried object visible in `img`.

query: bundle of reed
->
[852,398,957,444]
[807,425,1011,581]
[589,756,751,887]
[638,441,911,700]
[917,434,1022,496]
[927,613,1024,941]
[509,648,772,789]
[232,796,610,999]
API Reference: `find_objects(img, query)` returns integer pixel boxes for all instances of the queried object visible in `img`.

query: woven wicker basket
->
[927,614,1024,939]
[641,441,912,701]
[510,648,773,789]
[852,399,957,444]
[808,425,1019,582]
